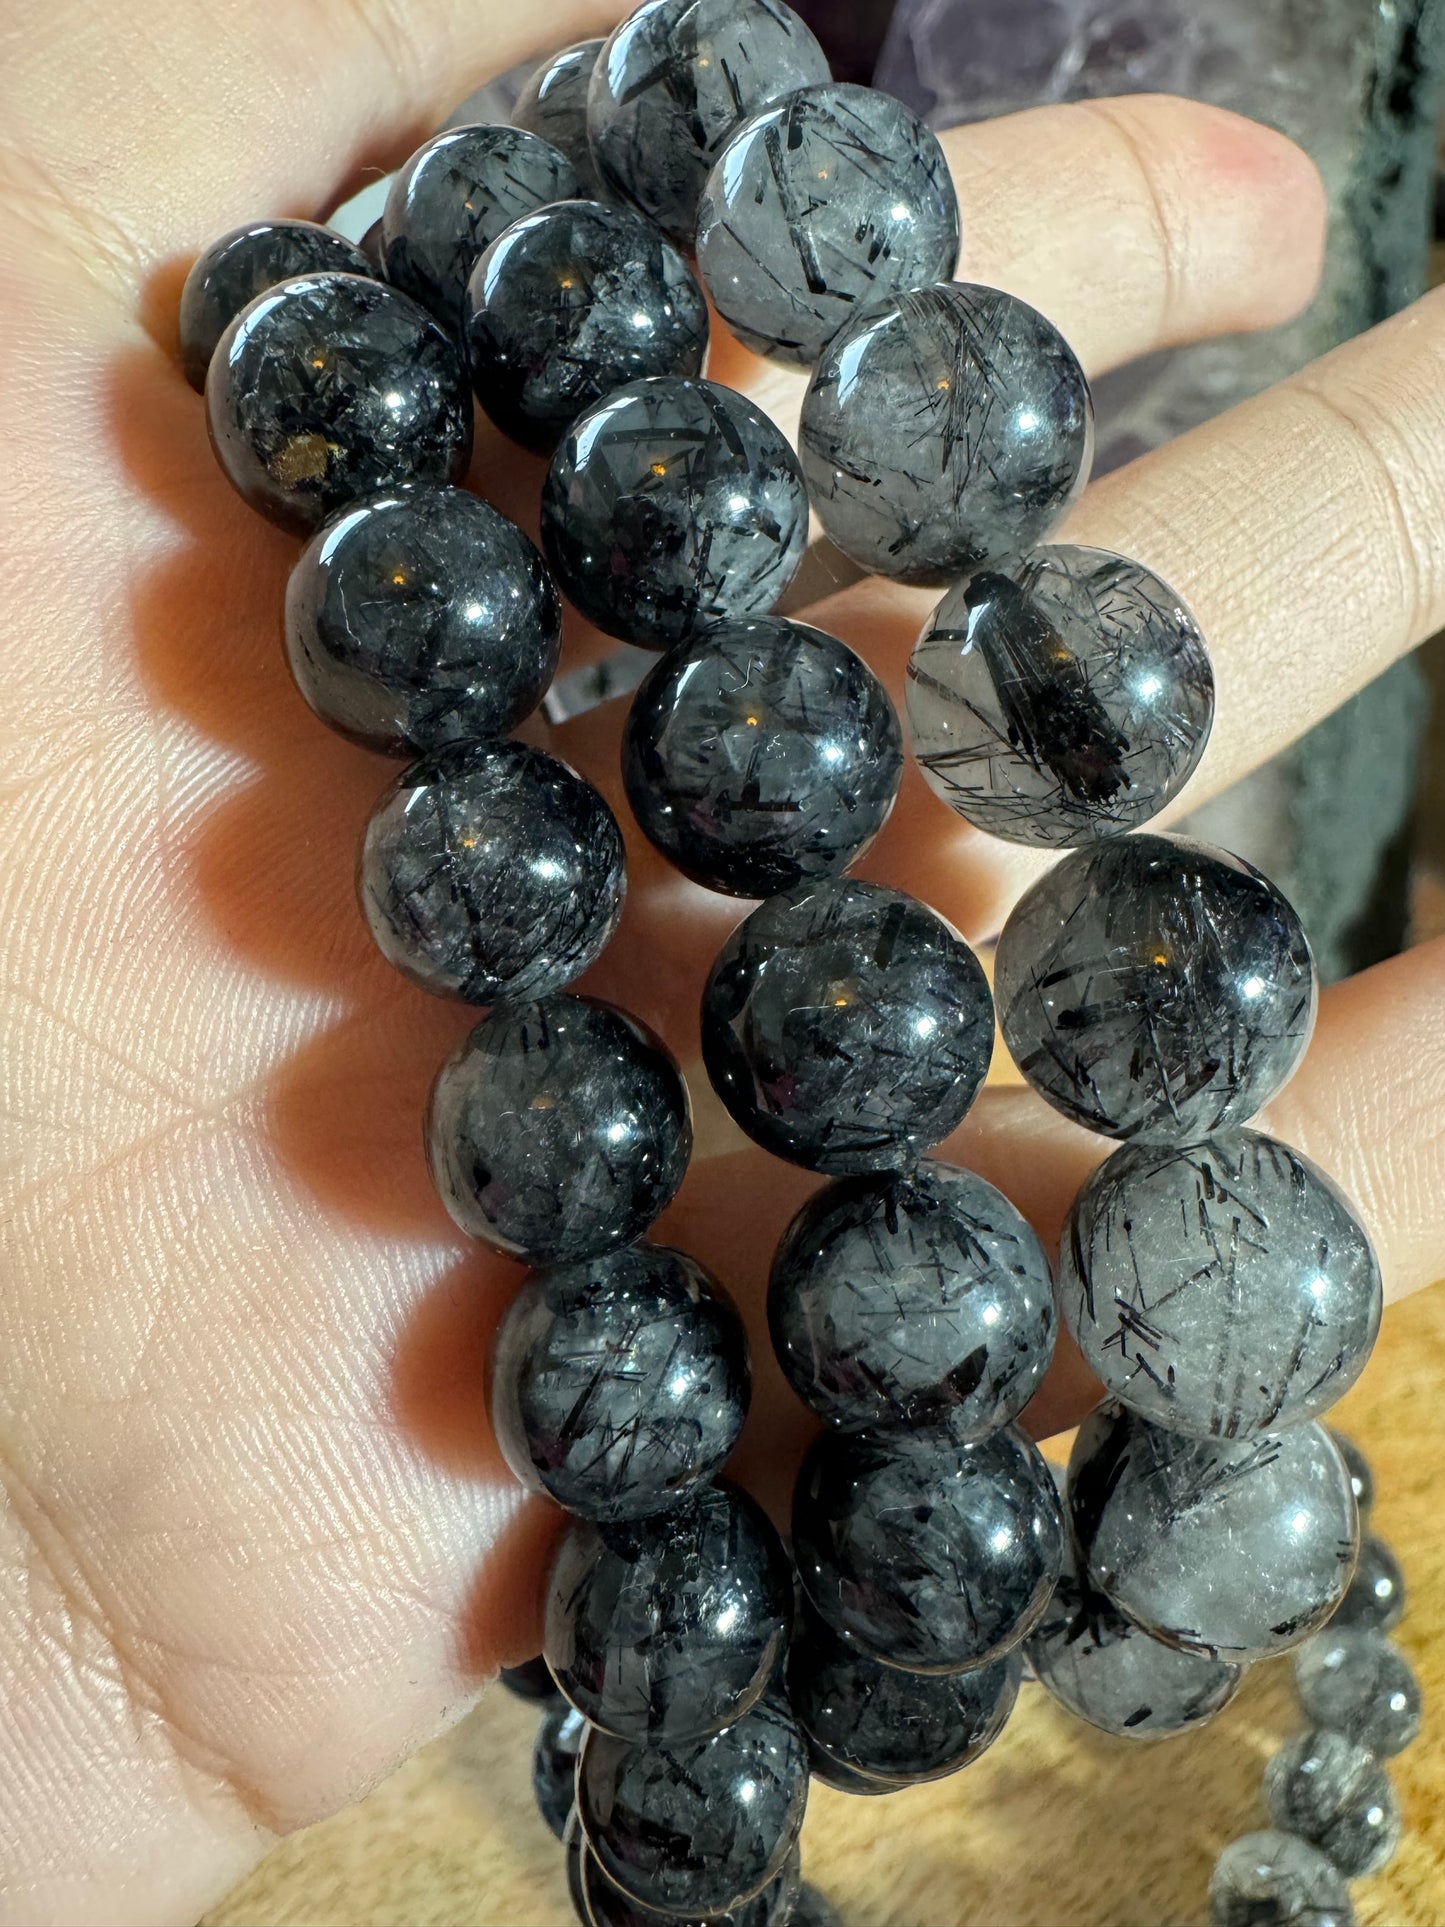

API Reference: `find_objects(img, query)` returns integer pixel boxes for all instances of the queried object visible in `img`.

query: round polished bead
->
[695,83,959,367]
[179,219,373,390]
[1333,1533,1405,1633]
[582,1843,801,1927]
[532,1699,588,1839]
[544,1480,791,1744]
[768,1159,1054,1435]
[789,1606,1022,1785]
[995,834,1317,1146]
[359,740,625,1004]
[541,376,808,649]
[578,1692,808,1917]
[1068,1404,1358,1663]
[1024,1529,1243,1739]
[1209,1832,1355,1927]
[285,484,560,754]
[1059,1131,1381,1439]
[622,618,902,898]
[499,1654,559,1703]
[1294,1630,1422,1758]
[799,282,1093,587]
[206,272,473,534]
[792,1888,844,1927]
[793,1420,1063,1673]
[513,40,608,199]
[382,123,578,327]
[465,200,708,453]
[702,880,993,1174]
[426,995,691,1266]
[1330,1431,1374,1517]
[564,1811,591,1925]
[1264,1728,1400,1877]
[905,546,1214,847]
[490,1245,749,1522]
[587,0,830,244]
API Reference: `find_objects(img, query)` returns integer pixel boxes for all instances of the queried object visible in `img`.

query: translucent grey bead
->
[695,83,960,367]
[905,545,1214,847]
[541,376,808,649]
[767,1158,1054,1435]
[206,273,473,535]
[799,282,1093,587]
[791,1886,843,1927]
[358,740,625,1004]
[499,1655,558,1704]
[995,834,1318,1146]
[489,1245,750,1523]
[284,483,561,755]
[425,994,691,1266]
[513,40,608,199]
[789,1604,1022,1785]
[382,124,578,327]
[1068,1404,1358,1662]
[1059,1130,1382,1439]
[577,1691,808,1916]
[465,200,709,454]
[1330,1431,1374,1517]
[582,1842,802,1927]
[532,1698,587,1839]
[564,1810,590,1924]
[544,1481,791,1744]
[1264,1728,1401,1877]
[179,219,372,390]
[1024,1528,1243,1739]
[1294,1629,1423,1758]
[793,1420,1064,1673]
[702,880,994,1175]
[587,0,831,244]
[1209,1832,1355,1927]
[1333,1533,1405,1633]
[622,617,903,899]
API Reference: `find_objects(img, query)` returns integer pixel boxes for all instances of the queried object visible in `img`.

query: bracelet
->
[177,4,1422,1922]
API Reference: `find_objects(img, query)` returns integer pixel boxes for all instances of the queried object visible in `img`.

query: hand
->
[4,3,1445,1921]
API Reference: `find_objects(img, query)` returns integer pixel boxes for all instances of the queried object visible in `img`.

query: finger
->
[1,0,628,288]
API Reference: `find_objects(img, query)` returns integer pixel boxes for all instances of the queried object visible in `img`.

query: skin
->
[3,2,1445,1921]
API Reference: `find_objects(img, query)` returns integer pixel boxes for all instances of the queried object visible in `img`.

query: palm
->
[6,3,1445,1923]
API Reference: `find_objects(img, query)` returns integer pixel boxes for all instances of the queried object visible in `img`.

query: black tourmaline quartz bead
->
[284,483,561,754]
[565,1811,591,1924]
[358,740,625,1005]
[465,200,709,453]
[1059,1130,1382,1439]
[499,1654,560,1703]
[792,1420,1064,1673]
[1334,1532,1405,1633]
[532,1698,588,1840]
[381,123,578,328]
[179,219,373,390]
[1263,1729,1401,1877]
[1293,1629,1422,1758]
[1068,1403,1359,1663]
[1209,1832,1356,1927]
[426,994,691,1266]
[622,617,903,898]
[788,1604,1022,1787]
[768,1159,1054,1436]
[995,833,1317,1146]
[577,1691,809,1916]
[587,0,831,245]
[541,376,809,649]
[905,545,1215,847]
[544,1480,791,1744]
[582,1843,802,1927]
[696,82,960,367]
[1331,1432,1374,1517]
[701,879,994,1174]
[512,40,608,199]
[490,1245,750,1522]
[799,282,1093,586]
[206,272,473,534]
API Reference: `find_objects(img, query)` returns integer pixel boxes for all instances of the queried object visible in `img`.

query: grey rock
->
[1264,1728,1401,1876]
[1294,1629,1423,1758]
[995,834,1317,1145]
[695,81,959,366]
[799,281,1093,586]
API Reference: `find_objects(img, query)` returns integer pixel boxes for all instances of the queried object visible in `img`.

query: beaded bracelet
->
[178,3,1423,1922]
